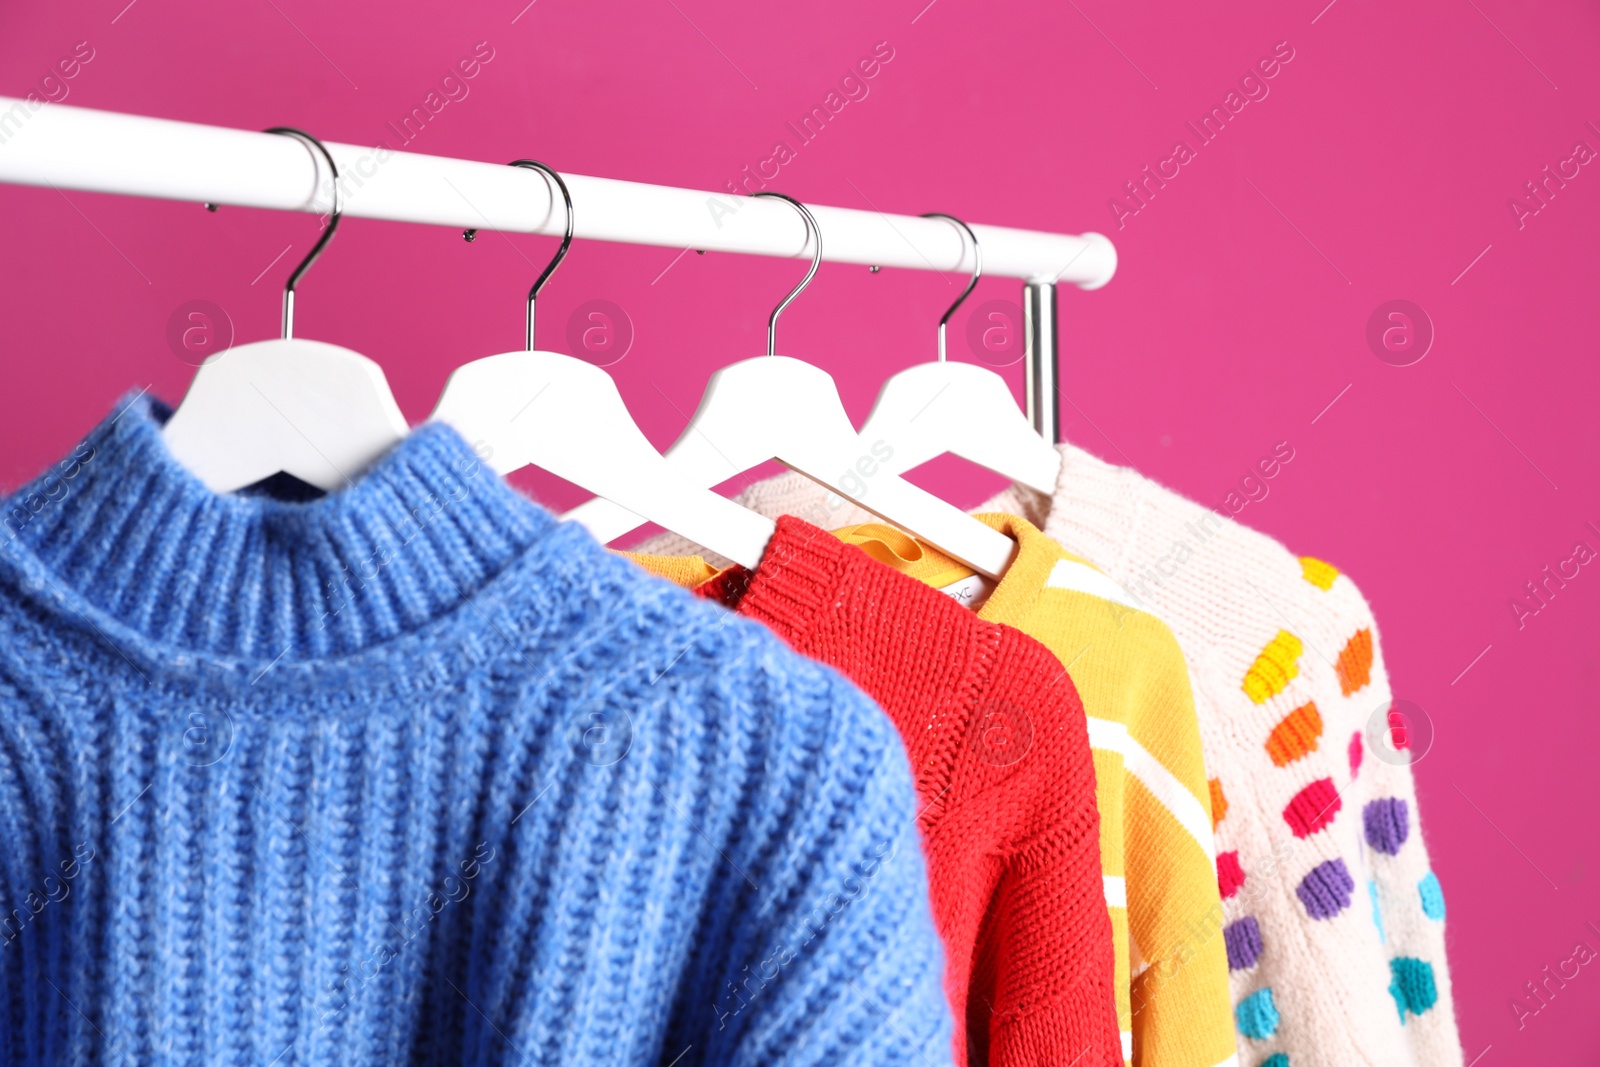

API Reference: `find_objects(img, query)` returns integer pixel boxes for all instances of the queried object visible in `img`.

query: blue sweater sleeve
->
[682,655,955,1067]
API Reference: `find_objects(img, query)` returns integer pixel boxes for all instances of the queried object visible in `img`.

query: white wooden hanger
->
[427,160,775,569]
[859,213,1060,496]
[163,127,409,493]
[567,193,1017,579]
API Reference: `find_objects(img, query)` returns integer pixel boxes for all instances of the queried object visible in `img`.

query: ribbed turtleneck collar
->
[1,391,549,663]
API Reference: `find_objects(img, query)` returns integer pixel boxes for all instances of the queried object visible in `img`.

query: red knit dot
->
[1283,778,1342,838]
[1348,730,1363,777]
[1217,851,1247,898]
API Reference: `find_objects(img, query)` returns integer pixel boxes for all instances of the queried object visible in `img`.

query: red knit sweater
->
[687,516,1120,1067]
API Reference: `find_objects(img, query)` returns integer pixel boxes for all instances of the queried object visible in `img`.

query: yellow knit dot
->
[1300,556,1339,591]
[1242,630,1303,704]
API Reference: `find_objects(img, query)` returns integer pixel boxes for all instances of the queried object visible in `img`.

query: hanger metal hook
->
[463,159,574,352]
[921,213,982,364]
[265,127,342,341]
[751,191,821,357]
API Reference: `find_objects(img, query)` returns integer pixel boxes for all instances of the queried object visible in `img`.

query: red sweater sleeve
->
[705,516,1123,1067]
[978,748,1120,1064]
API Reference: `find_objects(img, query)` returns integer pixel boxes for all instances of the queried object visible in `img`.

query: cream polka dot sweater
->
[633,445,1462,1067]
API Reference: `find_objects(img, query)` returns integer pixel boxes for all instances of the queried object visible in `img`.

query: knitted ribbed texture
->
[626,516,1122,1067]
[656,451,1463,1067]
[0,394,956,1067]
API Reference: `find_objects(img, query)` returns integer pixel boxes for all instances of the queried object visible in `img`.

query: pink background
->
[3,0,1598,1060]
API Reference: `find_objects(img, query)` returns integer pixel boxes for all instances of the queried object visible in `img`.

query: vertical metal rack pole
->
[1023,280,1060,444]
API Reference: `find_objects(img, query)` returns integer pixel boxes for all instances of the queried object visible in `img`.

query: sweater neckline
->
[699,515,1003,782]
[967,513,1061,626]
[1,391,550,667]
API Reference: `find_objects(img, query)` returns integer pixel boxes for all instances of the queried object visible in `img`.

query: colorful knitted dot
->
[1363,798,1410,855]
[1235,987,1280,1039]
[1389,957,1439,1020]
[1224,916,1264,970]
[1243,631,1303,704]
[1265,702,1323,767]
[1260,1056,1290,1067]
[1218,850,1247,899]
[1368,880,1385,943]
[1296,858,1355,919]
[1419,871,1446,920]
[1283,778,1342,838]
[1300,556,1339,590]
[1336,629,1374,696]
[1210,778,1229,830]
[1348,730,1363,777]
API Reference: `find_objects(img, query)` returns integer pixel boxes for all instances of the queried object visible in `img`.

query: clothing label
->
[938,573,994,611]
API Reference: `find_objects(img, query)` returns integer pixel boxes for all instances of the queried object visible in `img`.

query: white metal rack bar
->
[0,97,1114,436]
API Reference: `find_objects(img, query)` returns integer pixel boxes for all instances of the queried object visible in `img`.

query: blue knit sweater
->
[0,394,954,1066]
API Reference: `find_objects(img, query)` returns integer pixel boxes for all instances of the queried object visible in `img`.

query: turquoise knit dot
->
[1389,957,1439,1021]
[1260,1055,1289,1067]
[1419,870,1446,920]
[1236,987,1280,1040]
[1368,880,1385,944]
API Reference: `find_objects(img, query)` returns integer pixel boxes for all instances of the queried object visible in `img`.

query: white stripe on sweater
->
[1085,717,1216,863]
[1103,874,1126,908]
[1046,557,1140,608]
[1085,715,1127,755]
[1128,928,1149,979]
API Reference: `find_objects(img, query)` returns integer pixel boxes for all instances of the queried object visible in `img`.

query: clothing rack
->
[0,96,1116,442]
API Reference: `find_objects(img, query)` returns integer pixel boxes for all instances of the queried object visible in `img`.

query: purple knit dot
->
[1363,797,1410,855]
[1223,916,1264,970]
[1297,858,1355,919]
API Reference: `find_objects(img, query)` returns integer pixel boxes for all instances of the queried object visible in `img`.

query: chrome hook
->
[921,213,982,364]
[464,159,574,352]
[265,127,342,340]
[751,191,821,357]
